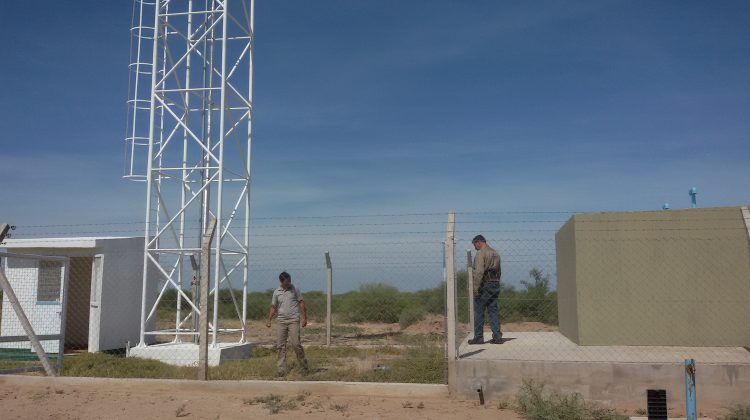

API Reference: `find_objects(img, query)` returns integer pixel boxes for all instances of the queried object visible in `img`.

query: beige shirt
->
[271,284,303,322]
[472,244,501,295]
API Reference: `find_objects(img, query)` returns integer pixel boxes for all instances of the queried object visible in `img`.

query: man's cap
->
[472,235,486,243]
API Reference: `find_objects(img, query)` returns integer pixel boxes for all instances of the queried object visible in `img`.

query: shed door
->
[88,255,104,352]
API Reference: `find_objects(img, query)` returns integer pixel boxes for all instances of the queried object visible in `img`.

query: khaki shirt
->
[271,284,303,322]
[472,244,501,296]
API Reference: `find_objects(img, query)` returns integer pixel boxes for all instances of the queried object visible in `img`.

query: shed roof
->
[4,236,143,249]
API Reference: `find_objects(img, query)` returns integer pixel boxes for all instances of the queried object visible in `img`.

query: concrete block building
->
[1,237,155,353]
[555,206,750,346]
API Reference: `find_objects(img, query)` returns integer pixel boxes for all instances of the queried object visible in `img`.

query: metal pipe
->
[138,0,162,348]
[685,359,697,420]
[211,0,230,347]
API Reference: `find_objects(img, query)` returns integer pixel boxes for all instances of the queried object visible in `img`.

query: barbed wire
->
[15,216,743,230]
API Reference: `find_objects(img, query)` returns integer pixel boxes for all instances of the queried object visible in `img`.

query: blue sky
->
[1,0,749,226]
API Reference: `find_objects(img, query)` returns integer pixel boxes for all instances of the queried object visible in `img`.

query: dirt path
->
[0,379,521,420]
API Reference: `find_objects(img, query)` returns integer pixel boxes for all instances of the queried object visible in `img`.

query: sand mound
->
[403,314,445,335]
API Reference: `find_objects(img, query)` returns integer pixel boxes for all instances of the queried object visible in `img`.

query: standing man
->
[468,235,503,344]
[266,271,309,376]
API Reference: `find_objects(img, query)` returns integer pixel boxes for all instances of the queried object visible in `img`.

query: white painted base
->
[128,342,252,367]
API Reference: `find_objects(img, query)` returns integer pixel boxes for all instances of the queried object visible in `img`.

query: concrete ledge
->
[128,342,251,366]
[458,332,750,363]
[449,359,750,408]
[0,375,449,399]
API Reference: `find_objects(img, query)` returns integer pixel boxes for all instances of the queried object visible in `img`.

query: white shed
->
[1,237,155,353]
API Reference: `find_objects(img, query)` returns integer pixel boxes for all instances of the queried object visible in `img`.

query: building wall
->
[1,257,65,353]
[554,218,578,343]
[2,237,155,353]
[97,237,156,351]
[450,359,750,409]
[556,206,750,346]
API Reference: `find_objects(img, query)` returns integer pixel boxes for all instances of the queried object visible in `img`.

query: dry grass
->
[60,344,447,384]
[244,393,301,414]
[514,380,628,420]
[721,405,750,420]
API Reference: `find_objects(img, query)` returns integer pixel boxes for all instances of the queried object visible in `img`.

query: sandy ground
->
[0,381,521,420]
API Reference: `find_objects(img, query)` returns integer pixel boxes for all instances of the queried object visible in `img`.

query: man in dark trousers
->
[266,271,309,376]
[468,235,503,344]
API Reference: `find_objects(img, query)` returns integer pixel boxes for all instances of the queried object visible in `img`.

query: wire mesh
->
[5,213,451,382]
[454,209,750,367]
[4,208,749,383]
[0,252,69,375]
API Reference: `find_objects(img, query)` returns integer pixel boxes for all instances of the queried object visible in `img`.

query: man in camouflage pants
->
[468,235,503,345]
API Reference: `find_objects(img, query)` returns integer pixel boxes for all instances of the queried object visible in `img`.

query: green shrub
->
[336,283,406,323]
[154,267,559,327]
[300,290,326,321]
[399,305,427,329]
[245,290,274,319]
[412,284,445,314]
[500,268,558,325]
[515,380,627,420]
[455,267,558,326]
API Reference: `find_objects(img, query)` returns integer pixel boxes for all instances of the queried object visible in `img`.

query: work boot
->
[300,360,310,375]
[467,338,484,345]
[488,338,503,344]
[277,368,286,377]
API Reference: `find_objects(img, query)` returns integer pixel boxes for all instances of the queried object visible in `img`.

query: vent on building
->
[646,389,667,420]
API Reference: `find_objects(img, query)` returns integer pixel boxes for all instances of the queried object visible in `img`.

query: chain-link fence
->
[4,207,749,383]
[4,213,452,382]
[452,207,750,368]
[0,252,69,375]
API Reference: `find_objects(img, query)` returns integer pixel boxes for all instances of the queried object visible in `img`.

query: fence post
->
[466,249,474,335]
[325,251,332,346]
[198,218,217,380]
[445,212,457,361]
[189,255,200,344]
[57,258,70,373]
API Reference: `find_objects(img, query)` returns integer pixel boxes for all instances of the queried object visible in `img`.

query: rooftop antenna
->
[689,187,698,208]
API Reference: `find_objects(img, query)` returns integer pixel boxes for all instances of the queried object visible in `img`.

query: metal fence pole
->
[466,249,474,335]
[325,251,333,346]
[685,359,697,420]
[445,212,457,361]
[198,218,217,380]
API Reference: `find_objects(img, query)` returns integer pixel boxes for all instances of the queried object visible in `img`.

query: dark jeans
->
[473,281,501,341]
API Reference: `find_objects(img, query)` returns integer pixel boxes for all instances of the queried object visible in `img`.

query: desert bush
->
[399,305,427,329]
[515,380,627,420]
[155,267,559,326]
[722,405,750,420]
[500,268,558,325]
[335,283,406,323]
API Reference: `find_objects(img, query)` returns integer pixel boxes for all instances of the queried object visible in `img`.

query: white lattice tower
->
[125,0,254,348]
